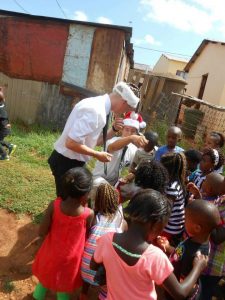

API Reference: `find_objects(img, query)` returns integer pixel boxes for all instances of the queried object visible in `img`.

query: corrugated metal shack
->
[0,10,133,128]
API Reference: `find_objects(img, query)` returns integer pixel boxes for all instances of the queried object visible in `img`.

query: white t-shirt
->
[93,136,137,186]
[54,94,111,162]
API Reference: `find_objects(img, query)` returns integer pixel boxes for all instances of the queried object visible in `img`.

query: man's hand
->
[94,151,113,162]
[130,135,148,148]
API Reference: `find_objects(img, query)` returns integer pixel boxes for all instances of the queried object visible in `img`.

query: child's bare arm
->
[186,182,201,199]
[108,135,147,152]
[39,201,54,238]
[162,254,208,299]
[156,236,174,255]
[122,172,135,184]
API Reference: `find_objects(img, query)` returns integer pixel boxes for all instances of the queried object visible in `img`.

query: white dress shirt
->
[54,94,111,162]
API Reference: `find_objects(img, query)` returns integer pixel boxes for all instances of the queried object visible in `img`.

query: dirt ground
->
[0,208,38,299]
[0,209,97,300]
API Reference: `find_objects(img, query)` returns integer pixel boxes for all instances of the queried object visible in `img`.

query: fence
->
[173,93,225,143]
[128,68,225,143]
[127,69,186,128]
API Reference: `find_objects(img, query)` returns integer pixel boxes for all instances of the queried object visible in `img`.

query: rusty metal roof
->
[0,9,132,33]
[0,9,133,65]
[184,39,225,72]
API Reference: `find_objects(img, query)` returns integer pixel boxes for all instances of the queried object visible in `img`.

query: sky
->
[1,0,225,68]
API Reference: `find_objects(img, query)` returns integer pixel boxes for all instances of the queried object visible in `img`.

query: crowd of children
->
[0,92,210,299]
[3,91,224,300]
[29,119,225,300]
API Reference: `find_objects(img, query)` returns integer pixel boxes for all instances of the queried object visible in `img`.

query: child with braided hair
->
[160,152,187,246]
[81,183,126,300]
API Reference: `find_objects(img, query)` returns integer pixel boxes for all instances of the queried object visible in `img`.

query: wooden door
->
[198,73,208,99]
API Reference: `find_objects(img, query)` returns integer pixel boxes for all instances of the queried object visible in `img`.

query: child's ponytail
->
[61,167,93,199]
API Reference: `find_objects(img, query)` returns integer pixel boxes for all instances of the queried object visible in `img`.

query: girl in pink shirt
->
[92,189,208,300]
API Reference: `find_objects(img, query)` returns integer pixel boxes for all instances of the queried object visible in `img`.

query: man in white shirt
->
[93,111,147,186]
[48,82,146,196]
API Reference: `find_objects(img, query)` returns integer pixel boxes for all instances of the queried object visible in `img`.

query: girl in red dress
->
[32,167,94,300]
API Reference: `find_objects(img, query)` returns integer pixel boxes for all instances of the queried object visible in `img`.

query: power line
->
[13,0,30,14]
[133,45,191,58]
[55,0,67,19]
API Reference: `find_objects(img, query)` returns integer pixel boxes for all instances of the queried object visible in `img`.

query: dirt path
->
[0,209,97,300]
[0,209,39,299]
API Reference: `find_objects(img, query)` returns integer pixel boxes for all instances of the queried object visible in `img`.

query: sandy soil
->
[0,208,38,299]
[0,209,97,300]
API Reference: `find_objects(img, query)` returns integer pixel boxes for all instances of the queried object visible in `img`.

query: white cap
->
[113,82,140,108]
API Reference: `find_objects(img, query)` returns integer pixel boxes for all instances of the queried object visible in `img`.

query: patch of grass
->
[0,123,59,219]
[8,122,59,167]
[1,121,223,220]
[0,123,99,221]
[2,280,15,293]
[150,120,168,146]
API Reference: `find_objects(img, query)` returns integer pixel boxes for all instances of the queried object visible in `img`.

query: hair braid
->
[161,152,187,188]
[95,183,119,219]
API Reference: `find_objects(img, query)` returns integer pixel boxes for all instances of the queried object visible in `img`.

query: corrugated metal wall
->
[0,15,69,84]
[116,47,130,83]
[0,72,73,128]
[0,14,130,128]
[86,28,125,93]
[62,26,127,94]
[62,24,95,88]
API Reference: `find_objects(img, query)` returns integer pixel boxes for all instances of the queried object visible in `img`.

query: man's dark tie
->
[102,113,111,175]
